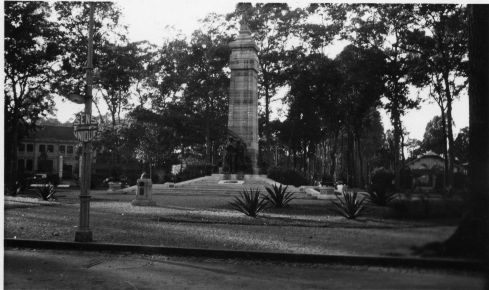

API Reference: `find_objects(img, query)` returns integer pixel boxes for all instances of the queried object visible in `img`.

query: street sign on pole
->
[73,113,99,142]
[75,2,95,243]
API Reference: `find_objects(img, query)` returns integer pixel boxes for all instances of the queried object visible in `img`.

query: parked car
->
[29,173,60,187]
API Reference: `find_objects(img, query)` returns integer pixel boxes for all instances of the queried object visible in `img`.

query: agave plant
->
[265,184,295,208]
[36,183,56,201]
[229,188,269,217]
[331,190,366,219]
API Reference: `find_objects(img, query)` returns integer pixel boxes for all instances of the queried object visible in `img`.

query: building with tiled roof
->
[17,125,80,179]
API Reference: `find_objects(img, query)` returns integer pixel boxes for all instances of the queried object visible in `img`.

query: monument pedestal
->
[131,178,156,206]
[74,230,93,242]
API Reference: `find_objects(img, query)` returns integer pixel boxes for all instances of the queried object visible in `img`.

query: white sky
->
[53,0,469,140]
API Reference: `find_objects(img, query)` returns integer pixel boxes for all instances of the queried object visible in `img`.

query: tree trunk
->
[444,86,456,187]
[440,108,449,188]
[347,128,355,187]
[400,130,406,163]
[443,5,489,260]
[329,128,339,180]
[263,75,272,167]
[392,112,402,190]
[205,120,211,164]
[357,134,365,188]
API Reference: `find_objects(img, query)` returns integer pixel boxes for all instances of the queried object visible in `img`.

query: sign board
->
[73,113,99,142]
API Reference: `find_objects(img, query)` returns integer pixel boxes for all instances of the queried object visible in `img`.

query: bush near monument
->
[267,167,308,187]
[173,164,217,182]
[366,168,396,206]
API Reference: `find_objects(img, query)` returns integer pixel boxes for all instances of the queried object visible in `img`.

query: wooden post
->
[75,3,95,242]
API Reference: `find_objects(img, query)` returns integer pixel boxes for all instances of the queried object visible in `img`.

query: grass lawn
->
[4,189,460,257]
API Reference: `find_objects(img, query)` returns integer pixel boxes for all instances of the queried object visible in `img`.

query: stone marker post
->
[132,173,156,206]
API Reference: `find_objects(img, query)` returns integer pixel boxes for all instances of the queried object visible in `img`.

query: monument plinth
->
[225,21,259,174]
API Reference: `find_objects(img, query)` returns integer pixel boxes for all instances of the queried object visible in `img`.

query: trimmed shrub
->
[332,190,367,219]
[389,197,466,219]
[91,174,105,189]
[399,167,413,189]
[365,189,397,206]
[265,184,295,208]
[321,175,334,187]
[267,167,308,187]
[174,164,217,182]
[229,188,269,217]
[368,167,396,206]
[453,172,468,189]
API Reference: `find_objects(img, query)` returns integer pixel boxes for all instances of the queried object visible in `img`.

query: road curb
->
[5,238,485,272]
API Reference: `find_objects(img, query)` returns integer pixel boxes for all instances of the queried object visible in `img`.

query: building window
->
[26,144,34,152]
[26,159,33,171]
[39,144,46,152]
[59,145,66,154]
[18,159,25,171]
[67,146,74,154]
[47,145,54,153]
[18,143,25,152]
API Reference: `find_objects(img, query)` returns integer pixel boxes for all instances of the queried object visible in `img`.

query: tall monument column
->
[228,20,259,174]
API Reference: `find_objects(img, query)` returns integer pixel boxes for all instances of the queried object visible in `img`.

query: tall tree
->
[284,53,332,175]
[182,29,231,164]
[420,115,449,185]
[453,127,469,164]
[146,18,231,165]
[439,5,488,261]
[53,2,126,105]
[421,116,448,155]
[405,5,468,187]
[123,107,179,175]
[4,2,60,192]
[335,45,386,187]
[348,4,420,188]
[149,38,190,111]
[95,41,146,128]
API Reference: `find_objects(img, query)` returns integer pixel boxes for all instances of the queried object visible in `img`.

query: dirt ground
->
[4,189,460,256]
[4,248,485,290]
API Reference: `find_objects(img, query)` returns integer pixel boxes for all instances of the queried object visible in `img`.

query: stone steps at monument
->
[152,182,308,197]
[158,184,270,192]
[145,174,310,198]
[153,186,267,195]
[151,187,310,199]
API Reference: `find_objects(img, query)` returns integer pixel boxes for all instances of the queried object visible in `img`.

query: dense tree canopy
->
[5,2,470,190]
[420,116,447,155]
[4,2,61,192]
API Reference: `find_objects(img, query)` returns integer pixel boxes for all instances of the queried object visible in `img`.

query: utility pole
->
[75,2,95,242]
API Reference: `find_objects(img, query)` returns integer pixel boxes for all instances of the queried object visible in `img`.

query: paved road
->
[4,248,485,290]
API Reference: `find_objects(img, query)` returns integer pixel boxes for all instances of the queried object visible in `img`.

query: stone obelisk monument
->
[226,18,259,174]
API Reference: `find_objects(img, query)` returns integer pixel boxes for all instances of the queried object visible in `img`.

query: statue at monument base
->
[221,134,252,174]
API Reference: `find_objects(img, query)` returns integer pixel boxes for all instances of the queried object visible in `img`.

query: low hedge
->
[267,167,308,187]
